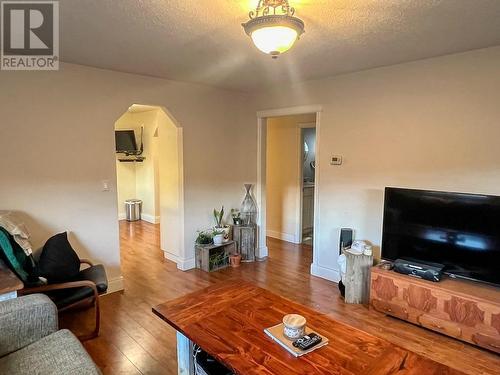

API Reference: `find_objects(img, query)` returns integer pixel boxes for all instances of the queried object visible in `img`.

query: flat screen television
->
[115,130,137,154]
[381,187,500,286]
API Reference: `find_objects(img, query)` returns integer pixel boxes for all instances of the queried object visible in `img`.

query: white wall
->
[254,46,500,282]
[266,114,316,243]
[0,62,256,284]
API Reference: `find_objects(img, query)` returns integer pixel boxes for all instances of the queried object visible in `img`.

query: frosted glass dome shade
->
[250,26,298,55]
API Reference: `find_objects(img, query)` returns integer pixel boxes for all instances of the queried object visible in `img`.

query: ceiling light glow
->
[242,0,305,58]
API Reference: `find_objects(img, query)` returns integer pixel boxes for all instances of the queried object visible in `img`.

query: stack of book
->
[264,323,328,357]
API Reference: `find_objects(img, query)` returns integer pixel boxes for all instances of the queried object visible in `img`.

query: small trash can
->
[125,199,142,221]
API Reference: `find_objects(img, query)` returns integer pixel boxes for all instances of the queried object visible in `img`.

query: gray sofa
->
[0,294,100,375]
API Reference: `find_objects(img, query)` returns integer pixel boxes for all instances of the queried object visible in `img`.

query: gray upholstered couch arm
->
[0,294,58,357]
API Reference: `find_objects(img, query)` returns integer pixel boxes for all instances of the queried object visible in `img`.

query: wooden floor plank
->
[61,221,500,375]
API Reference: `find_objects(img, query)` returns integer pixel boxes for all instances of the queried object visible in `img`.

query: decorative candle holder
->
[282,314,306,340]
[240,184,257,225]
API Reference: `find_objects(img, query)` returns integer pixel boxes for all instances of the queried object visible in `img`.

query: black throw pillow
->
[37,232,81,283]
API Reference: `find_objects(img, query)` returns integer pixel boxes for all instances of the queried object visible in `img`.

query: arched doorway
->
[114,104,184,264]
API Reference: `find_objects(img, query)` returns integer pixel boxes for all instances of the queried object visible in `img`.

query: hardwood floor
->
[62,220,500,375]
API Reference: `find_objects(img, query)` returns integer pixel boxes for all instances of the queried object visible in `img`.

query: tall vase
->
[241,184,257,226]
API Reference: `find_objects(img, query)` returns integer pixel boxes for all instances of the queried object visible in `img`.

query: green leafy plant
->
[195,230,213,245]
[231,208,242,225]
[212,228,225,236]
[209,250,228,270]
[213,206,224,227]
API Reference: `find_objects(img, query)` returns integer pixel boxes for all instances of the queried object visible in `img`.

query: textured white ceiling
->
[60,0,500,92]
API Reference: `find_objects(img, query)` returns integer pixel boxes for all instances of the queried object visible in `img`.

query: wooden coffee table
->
[153,280,464,375]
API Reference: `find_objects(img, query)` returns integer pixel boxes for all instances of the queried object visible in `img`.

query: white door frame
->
[256,105,322,263]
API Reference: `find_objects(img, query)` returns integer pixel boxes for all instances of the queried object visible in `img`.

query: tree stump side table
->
[344,249,373,304]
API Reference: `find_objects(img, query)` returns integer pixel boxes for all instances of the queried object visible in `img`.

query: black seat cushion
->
[47,265,108,309]
[37,232,81,283]
[49,286,95,309]
[79,264,108,294]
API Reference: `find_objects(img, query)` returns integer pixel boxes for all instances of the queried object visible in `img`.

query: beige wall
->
[0,62,256,285]
[266,114,316,243]
[115,161,136,219]
[2,47,497,286]
[134,112,159,222]
[157,109,184,258]
[254,46,500,281]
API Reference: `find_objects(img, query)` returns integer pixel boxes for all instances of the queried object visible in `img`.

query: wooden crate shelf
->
[195,241,236,272]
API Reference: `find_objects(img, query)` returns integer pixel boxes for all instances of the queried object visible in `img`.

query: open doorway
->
[114,104,184,263]
[115,105,160,224]
[255,105,322,276]
[300,123,316,246]
[265,114,317,248]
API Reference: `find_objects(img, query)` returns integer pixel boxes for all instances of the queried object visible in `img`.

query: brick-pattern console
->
[370,265,500,353]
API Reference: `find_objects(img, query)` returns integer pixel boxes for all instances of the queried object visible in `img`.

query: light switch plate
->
[331,155,342,165]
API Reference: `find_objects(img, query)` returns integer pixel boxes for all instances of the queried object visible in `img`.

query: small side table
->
[232,225,256,262]
[344,249,373,304]
[0,259,24,302]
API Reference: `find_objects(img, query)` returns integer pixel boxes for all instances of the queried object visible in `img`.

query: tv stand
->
[370,265,500,353]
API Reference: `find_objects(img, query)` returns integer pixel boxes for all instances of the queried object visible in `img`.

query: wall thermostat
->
[331,155,342,165]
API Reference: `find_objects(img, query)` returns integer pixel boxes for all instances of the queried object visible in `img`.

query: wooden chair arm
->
[79,259,94,267]
[20,280,99,298]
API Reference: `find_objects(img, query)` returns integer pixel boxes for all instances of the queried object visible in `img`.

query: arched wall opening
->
[114,104,184,262]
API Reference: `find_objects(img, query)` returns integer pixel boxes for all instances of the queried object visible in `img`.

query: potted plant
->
[212,229,225,245]
[213,206,224,228]
[195,230,213,245]
[231,208,242,225]
[214,206,231,241]
[229,250,242,267]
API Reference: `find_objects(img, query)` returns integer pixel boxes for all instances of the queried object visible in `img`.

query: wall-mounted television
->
[382,187,500,286]
[115,130,137,154]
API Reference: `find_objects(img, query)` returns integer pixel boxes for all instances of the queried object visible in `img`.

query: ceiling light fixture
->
[242,0,305,59]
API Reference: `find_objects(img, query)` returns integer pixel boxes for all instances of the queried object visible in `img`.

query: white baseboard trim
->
[118,213,126,221]
[141,214,160,224]
[177,257,195,271]
[257,246,269,259]
[164,252,196,271]
[267,230,299,244]
[106,276,124,294]
[311,263,341,283]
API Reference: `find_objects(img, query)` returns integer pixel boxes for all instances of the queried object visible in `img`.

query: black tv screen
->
[115,130,137,153]
[382,187,500,286]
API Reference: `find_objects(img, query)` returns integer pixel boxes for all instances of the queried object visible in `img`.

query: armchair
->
[20,258,108,340]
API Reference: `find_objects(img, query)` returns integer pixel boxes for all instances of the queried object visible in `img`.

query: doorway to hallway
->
[265,113,317,250]
[113,104,184,263]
